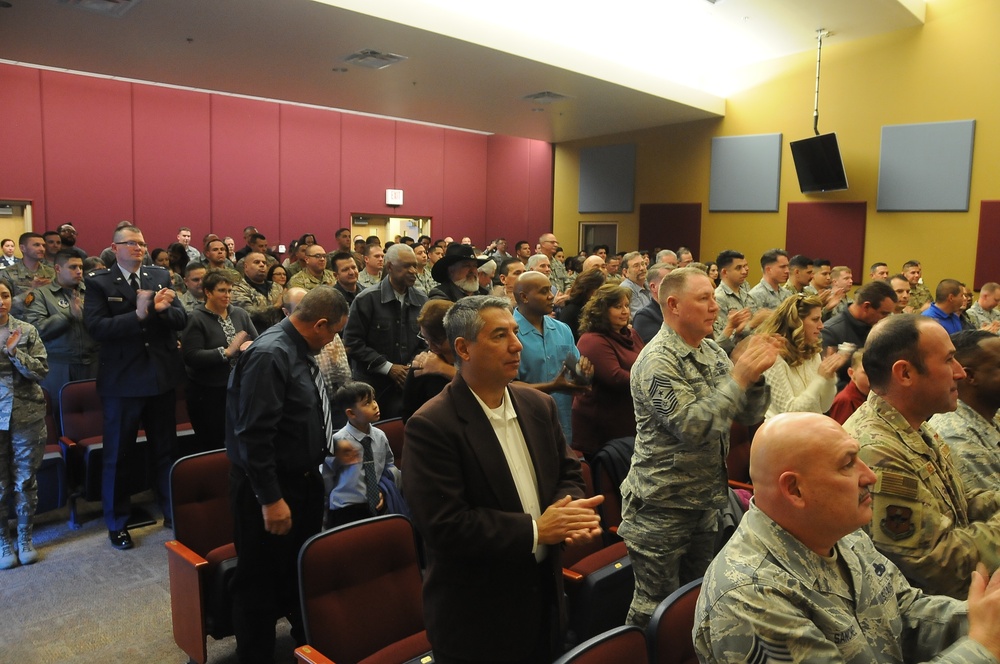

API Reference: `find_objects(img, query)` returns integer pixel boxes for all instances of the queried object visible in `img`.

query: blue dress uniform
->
[83,264,187,534]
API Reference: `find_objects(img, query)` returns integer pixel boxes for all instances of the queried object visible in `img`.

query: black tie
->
[129,273,140,293]
[360,436,379,516]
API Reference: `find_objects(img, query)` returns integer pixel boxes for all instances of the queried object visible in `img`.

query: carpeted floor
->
[0,493,296,664]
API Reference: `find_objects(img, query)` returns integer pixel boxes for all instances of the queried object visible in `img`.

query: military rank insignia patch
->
[881,504,916,541]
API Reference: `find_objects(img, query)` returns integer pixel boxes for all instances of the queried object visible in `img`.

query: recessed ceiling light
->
[522,91,571,104]
[332,67,348,73]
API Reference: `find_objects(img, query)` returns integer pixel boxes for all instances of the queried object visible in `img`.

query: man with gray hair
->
[633,262,672,343]
[620,266,780,627]
[404,295,602,663]
[342,243,427,418]
[655,249,678,269]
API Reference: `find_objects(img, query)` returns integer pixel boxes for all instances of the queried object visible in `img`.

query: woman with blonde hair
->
[756,294,848,419]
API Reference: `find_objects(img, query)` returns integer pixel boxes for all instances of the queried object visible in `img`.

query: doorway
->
[0,201,34,257]
[351,214,431,244]
[579,222,618,255]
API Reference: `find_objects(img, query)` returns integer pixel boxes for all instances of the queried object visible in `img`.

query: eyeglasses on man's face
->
[115,240,147,249]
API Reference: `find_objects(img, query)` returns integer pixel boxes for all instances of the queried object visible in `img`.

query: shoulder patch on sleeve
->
[23,292,34,306]
[873,470,919,500]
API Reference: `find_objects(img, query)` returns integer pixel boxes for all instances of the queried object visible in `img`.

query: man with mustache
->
[845,314,1000,599]
[696,412,1000,663]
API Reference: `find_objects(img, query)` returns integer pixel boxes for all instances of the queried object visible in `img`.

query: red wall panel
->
[210,95,280,240]
[975,201,1000,291]
[132,85,211,252]
[442,130,487,242]
[394,123,445,222]
[485,135,531,248]
[279,104,342,246]
[41,71,134,253]
[526,140,554,248]
[0,65,46,225]
[639,203,702,258]
[786,202,867,279]
[340,114,396,231]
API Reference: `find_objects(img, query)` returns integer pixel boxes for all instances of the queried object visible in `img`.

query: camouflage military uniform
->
[930,401,1000,494]
[619,324,770,626]
[357,269,382,290]
[909,282,933,311]
[713,281,757,344]
[207,265,242,285]
[22,281,98,400]
[695,503,995,663]
[549,256,568,293]
[178,290,204,313]
[231,278,282,317]
[967,302,1000,332]
[845,393,1000,598]
[0,316,49,521]
[804,284,850,320]
[748,279,793,311]
[0,261,56,317]
[414,269,437,295]
[289,268,336,291]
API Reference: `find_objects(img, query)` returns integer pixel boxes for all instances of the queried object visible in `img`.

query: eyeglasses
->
[306,253,327,260]
[115,240,147,249]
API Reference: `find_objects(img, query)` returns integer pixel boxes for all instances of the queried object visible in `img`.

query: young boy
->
[323,382,402,529]
[828,348,869,425]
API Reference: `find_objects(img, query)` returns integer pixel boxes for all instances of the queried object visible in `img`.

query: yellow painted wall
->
[554,0,1000,286]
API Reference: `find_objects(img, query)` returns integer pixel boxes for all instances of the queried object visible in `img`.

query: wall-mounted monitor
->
[789,133,848,193]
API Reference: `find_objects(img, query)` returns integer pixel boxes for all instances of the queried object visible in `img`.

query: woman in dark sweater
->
[556,267,606,341]
[571,284,645,457]
[181,271,257,455]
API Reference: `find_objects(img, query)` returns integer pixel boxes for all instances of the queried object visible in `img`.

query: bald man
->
[695,413,1000,664]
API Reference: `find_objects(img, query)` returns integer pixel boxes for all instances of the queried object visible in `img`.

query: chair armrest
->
[165,540,210,664]
[295,645,337,663]
[728,479,753,493]
[563,568,584,583]
[57,436,77,456]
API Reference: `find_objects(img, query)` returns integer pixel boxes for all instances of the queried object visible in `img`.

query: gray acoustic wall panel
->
[579,143,636,213]
[877,119,975,211]
[709,133,782,212]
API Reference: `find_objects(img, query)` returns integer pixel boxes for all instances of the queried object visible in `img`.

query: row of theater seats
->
[165,418,753,664]
[5,380,193,527]
[51,380,196,528]
[164,427,640,664]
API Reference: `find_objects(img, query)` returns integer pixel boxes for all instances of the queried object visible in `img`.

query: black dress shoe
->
[108,529,134,550]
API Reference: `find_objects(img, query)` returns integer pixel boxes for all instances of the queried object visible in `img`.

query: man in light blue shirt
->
[619,251,652,316]
[513,271,592,445]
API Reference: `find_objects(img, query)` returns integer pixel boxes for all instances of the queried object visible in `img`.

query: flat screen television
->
[789,132,848,193]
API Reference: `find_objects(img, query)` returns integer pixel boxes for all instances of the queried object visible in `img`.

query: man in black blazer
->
[83,225,187,550]
[404,295,603,664]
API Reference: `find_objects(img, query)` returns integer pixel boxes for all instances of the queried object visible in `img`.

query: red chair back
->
[554,625,648,664]
[169,450,233,559]
[376,417,405,468]
[59,379,104,443]
[298,515,429,664]
[647,578,702,664]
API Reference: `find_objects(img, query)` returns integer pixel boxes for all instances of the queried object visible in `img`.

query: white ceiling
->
[0,0,924,142]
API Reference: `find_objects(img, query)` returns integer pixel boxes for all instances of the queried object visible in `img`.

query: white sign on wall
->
[386,189,404,206]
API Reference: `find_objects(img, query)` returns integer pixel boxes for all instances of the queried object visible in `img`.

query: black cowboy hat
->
[431,243,488,283]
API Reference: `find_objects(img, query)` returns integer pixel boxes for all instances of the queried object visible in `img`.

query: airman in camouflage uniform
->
[931,401,1000,494]
[846,393,1000,598]
[903,260,933,312]
[967,283,1000,333]
[619,267,777,627]
[1,241,56,318]
[0,309,49,569]
[927,330,1000,495]
[748,278,792,311]
[697,506,995,664]
[289,267,336,291]
[697,412,1000,664]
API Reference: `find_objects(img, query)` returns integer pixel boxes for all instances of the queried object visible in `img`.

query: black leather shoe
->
[108,529,133,550]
